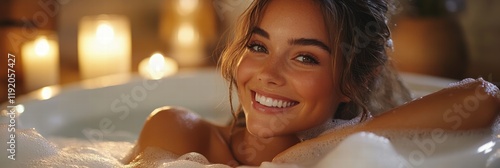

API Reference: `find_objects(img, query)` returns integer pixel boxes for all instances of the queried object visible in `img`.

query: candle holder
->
[21,33,59,91]
[78,14,131,79]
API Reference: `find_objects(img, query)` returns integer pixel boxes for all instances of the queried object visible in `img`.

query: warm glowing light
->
[162,57,178,76]
[177,0,199,15]
[177,23,197,45]
[478,141,496,154]
[96,22,115,44]
[40,87,54,100]
[139,53,178,80]
[22,35,59,91]
[34,37,50,56]
[15,105,25,114]
[78,15,131,79]
[149,53,166,72]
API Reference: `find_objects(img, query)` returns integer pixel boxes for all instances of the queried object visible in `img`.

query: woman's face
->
[236,0,348,138]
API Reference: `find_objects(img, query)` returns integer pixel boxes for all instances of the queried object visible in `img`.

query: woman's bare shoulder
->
[145,106,205,128]
[140,106,222,148]
[127,106,235,164]
[144,106,234,143]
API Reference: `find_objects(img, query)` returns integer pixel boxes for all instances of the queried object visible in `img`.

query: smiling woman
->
[126,0,500,167]
[236,1,343,137]
[220,0,410,164]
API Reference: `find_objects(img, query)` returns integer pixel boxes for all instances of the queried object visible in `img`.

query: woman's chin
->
[246,124,279,138]
[246,123,297,139]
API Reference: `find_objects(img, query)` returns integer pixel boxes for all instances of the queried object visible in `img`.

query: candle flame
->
[148,53,168,79]
[35,37,50,57]
[40,86,54,100]
[15,105,25,114]
[139,53,178,80]
[96,22,115,44]
[1,104,25,115]
[149,53,166,73]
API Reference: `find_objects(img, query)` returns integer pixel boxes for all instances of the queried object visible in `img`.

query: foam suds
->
[314,132,406,168]
[127,147,232,168]
[0,124,132,167]
[1,123,500,168]
[448,78,500,98]
[448,78,480,88]
[0,125,56,167]
[275,129,500,168]
[0,124,233,168]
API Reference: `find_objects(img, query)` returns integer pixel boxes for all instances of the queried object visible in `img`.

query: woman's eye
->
[247,43,268,53]
[295,55,319,65]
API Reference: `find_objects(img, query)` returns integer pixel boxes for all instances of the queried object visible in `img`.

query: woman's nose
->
[257,56,286,87]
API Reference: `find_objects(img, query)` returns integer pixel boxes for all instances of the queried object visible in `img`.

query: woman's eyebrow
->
[251,27,270,39]
[251,27,331,54]
[289,38,331,54]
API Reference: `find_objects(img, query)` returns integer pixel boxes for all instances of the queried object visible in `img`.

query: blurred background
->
[0,0,499,103]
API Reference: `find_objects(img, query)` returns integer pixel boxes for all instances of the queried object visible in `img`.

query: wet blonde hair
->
[219,0,411,124]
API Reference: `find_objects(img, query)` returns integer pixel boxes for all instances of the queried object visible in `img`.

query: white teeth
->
[265,97,272,105]
[255,93,296,108]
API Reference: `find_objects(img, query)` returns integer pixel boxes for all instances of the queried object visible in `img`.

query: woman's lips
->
[251,90,299,113]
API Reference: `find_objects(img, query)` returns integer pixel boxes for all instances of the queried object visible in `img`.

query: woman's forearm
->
[363,78,499,131]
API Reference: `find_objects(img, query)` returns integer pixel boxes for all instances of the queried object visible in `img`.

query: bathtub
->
[2,69,233,142]
[1,68,499,167]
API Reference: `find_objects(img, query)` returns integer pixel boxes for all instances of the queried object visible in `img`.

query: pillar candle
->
[78,14,131,79]
[21,35,59,91]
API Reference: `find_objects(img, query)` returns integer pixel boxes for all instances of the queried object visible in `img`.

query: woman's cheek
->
[236,56,259,85]
[294,73,329,97]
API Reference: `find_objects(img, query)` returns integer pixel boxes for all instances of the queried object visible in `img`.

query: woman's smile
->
[251,90,300,113]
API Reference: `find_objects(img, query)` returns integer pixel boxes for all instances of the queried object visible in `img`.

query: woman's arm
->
[363,78,499,131]
[329,78,497,139]
[276,78,500,161]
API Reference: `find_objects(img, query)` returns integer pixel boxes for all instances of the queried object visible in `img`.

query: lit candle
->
[21,35,59,91]
[139,53,178,80]
[171,22,204,67]
[78,14,131,79]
